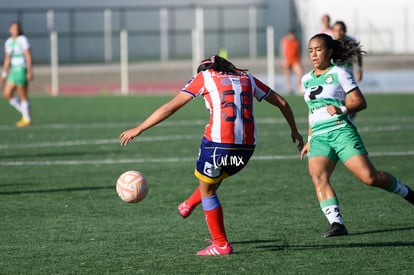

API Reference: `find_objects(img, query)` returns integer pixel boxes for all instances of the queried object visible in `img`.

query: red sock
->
[204,206,228,247]
[186,186,201,208]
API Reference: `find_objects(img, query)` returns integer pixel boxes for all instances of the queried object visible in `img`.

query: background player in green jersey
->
[300,33,413,237]
[0,21,33,127]
[332,20,363,82]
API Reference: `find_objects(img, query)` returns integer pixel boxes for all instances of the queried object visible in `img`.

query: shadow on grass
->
[0,185,113,195]
[350,226,414,236]
[232,231,414,253]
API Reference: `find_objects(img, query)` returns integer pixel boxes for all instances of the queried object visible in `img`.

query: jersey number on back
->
[221,90,253,123]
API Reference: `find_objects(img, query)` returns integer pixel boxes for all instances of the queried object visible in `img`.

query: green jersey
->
[302,65,358,136]
[5,35,30,68]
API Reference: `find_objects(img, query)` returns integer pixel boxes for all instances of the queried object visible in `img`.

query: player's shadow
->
[231,227,414,253]
[0,185,113,195]
[249,240,414,253]
[349,226,414,236]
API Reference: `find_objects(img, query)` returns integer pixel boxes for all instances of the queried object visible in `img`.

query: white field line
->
[0,135,200,149]
[0,116,413,131]
[0,118,306,131]
[0,151,413,166]
[1,123,413,150]
[0,120,205,131]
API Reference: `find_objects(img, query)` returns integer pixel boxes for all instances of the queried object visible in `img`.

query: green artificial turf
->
[0,94,413,274]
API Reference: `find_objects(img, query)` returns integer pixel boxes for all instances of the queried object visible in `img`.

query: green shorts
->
[7,66,27,86]
[309,123,367,163]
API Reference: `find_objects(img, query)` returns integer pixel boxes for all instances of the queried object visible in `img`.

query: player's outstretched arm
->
[119,92,193,146]
[264,91,304,151]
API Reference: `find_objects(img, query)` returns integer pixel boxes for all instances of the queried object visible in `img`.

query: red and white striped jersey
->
[181,69,271,145]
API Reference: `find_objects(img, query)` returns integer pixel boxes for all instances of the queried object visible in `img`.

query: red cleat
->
[178,200,194,219]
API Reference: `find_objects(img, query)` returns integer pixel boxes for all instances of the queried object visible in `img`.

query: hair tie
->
[199,56,215,66]
[199,60,212,65]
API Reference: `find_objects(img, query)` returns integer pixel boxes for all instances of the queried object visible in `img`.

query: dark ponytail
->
[310,33,365,65]
[197,55,247,75]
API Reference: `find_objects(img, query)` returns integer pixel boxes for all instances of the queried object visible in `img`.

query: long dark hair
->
[197,55,247,75]
[310,33,366,65]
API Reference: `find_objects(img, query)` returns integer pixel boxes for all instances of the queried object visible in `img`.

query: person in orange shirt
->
[280,29,303,94]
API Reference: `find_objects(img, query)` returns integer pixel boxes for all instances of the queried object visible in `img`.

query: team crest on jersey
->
[220,78,232,86]
[325,74,334,84]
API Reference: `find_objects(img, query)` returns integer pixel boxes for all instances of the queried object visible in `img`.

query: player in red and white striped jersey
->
[181,59,271,145]
[120,55,303,256]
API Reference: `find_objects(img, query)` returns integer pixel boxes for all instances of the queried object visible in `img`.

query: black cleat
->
[404,186,414,205]
[321,222,348,238]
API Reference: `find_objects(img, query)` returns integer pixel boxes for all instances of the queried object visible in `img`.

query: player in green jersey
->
[332,21,363,82]
[0,21,33,127]
[332,21,364,121]
[300,33,413,237]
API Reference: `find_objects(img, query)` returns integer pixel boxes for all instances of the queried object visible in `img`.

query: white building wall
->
[295,0,414,54]
[0,0,412,63]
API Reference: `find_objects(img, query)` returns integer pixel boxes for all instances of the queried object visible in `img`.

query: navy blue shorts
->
[194,137,255,184]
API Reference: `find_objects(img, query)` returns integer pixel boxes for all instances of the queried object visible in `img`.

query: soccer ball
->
[116,171,148,203]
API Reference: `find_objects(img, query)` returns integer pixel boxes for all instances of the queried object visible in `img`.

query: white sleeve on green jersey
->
[18,35,30,51]
[337,66,358,93]
[4,38,12,54]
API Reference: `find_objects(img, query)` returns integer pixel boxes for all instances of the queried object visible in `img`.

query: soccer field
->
[0,94,413,274]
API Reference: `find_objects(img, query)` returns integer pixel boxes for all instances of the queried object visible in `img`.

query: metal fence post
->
[120,29,129,95]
